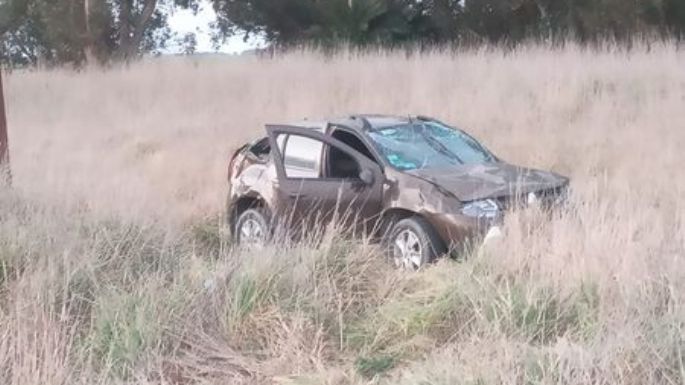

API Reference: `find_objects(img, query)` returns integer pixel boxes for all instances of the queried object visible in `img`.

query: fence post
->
[0,68,11,186]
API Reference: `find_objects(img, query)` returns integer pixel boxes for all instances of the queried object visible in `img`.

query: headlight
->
[461,199,500,219]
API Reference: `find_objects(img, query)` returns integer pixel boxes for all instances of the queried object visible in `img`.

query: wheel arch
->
[379,207,449,246]
[228,194,269,231]
[378,207,423,236]
[381,207,417,222]
[381,208,449,268]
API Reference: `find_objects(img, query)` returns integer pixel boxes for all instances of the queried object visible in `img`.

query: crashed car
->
[227,115,569,269]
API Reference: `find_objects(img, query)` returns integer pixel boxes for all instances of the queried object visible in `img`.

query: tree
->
[211,0,453,47]
[3,0,685,67]
[0,0,193,66]
[179,32,197,54]
[664,0,685,37]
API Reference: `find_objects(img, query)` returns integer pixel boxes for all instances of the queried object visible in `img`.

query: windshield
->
[367,121,496,171]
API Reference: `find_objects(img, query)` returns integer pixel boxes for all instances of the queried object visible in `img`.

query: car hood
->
[407,162,569,202]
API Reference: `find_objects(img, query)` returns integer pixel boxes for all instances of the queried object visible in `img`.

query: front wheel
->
[235,208,271,248]
[385,216,446,270]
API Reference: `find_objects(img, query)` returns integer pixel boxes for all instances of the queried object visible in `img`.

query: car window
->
[328,144,362,179]
[281,134,324,178]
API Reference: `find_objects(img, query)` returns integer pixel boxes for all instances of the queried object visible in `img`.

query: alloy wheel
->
[392,229,424,270]
[238,216,266,248]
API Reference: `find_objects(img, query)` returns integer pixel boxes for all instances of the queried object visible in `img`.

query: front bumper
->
[496,183,570,211]
[426,211,501,249]
[430,194,567,249]
[426,184,569,250]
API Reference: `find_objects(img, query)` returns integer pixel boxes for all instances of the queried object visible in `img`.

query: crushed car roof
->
[289,114,415,132]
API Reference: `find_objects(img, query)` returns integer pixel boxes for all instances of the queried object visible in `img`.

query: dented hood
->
[408,162,568,202]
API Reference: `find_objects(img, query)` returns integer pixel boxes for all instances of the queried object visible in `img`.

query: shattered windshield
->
[367,121,496,171]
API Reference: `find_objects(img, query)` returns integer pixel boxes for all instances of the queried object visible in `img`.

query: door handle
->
[287,192,307,199]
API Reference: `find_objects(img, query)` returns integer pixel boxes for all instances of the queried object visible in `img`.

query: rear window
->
[248,137,271,158]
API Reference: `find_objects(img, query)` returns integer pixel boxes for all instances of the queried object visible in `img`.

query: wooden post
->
[0,68,11,186]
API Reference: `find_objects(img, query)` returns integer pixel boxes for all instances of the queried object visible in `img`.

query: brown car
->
[227,115,569,269]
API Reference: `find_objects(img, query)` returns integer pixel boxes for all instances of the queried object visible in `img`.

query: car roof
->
[288,114,416,133]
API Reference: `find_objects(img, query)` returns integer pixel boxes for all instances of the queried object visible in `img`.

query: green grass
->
[355,353,397,378]
[485,281,600,344]
[190,215,231,258]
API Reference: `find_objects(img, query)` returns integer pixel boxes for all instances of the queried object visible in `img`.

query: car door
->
[266,125,384,237]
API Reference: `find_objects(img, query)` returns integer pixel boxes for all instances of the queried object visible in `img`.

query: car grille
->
[495,184,568,211]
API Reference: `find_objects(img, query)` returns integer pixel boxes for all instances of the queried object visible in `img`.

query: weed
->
[355,354,397,378]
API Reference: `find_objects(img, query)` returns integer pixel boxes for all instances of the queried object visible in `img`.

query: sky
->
[167,0,265,54]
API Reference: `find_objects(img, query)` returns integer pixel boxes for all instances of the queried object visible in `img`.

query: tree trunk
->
[83,0,97,65]
[127,0,157,57]
[524,0,552,39]
[533,0,548,20]
[119,0,132,59]
[117,0,157,60]
[0,69,11,186]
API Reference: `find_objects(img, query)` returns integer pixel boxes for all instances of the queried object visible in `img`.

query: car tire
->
[235,208,271,247]
[385,216,446,270]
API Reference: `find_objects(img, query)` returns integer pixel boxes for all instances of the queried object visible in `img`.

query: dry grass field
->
[1,43,684,384]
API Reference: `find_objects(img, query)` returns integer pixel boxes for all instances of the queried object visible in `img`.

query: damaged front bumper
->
[430,185,569,250]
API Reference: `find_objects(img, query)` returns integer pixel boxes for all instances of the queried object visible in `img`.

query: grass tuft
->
[355,354,397,378]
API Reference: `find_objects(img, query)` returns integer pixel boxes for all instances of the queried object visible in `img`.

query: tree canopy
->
[2,0,685,66]
[0,0,192,66]
[212,0,685,46]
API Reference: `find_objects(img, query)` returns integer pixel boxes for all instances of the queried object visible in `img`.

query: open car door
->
[266,125,384,237]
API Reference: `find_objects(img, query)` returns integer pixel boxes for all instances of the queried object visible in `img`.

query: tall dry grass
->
[1,43,684,384]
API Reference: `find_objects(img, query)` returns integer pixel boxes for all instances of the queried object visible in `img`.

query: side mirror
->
[359,168,375,185]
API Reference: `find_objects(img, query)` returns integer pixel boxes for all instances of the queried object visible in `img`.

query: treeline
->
[215,0,685,46]
[2,0,685,66]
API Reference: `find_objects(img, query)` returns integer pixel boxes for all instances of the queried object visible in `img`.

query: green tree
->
[179,32,197,54]
[660,0,685,36]
[3,0,685,67]
[211,0,453,47]
[0,0,192,66]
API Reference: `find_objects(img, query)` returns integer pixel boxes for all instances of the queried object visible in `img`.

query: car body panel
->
[227,153,277,212]
[265,125,385,233]
[379,168,484,246]
[408,162,569,202]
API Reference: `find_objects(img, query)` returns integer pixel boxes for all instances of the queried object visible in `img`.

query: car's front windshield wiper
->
[418,126,464,164]
[461,135,495,162]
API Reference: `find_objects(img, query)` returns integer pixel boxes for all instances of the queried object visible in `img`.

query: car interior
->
[249,137,271,160]
[327,129,377,179]
[251,128,379,179]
